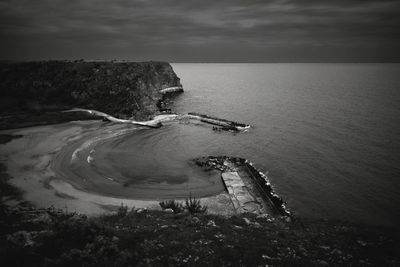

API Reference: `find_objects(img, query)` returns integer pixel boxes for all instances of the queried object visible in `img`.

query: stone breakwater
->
[187,112,250,132]
[64,108,250,132]
[194,156,291,217]
[64,108,179,128]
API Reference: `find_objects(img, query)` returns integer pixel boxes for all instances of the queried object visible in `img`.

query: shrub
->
[117,203,128,218]
[184,195,207,214]
[159,200,183,214]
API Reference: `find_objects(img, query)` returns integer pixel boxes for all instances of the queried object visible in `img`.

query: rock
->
[298,246,308,256]
[164,208,174,213]
[331,248,342,255]
[112,236,120,243]
[318,260,329,266]
[243,217,251,225]
[207,220,217,227]
[191,217,200,224]
[136,208,147,214]
[285,217,292,223]
[357,240,367,247]
[31,212,52,224]
[254,222,261,228]
[214,233,225,240]
[7,231,36,248]
[256,214,270,220]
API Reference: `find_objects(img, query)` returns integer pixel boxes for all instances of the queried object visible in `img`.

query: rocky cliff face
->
[0,61,182,120]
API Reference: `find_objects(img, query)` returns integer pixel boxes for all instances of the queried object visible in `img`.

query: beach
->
[0,120,235,215]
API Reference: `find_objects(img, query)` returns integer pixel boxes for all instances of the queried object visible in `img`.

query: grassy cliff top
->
[0,203,399,267]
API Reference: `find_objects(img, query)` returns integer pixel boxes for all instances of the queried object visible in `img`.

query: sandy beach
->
[0,120,234,215]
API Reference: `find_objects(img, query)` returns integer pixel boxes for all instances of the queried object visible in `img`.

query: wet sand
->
[0,121,234,215]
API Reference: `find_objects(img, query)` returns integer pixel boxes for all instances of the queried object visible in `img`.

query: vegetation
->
[0,135,24,202]
[159,197,207,214]
[184,195,207,214]
[0,61,181,122]
[117,203,129,218]
[0,203,399,267]
[159,200,183,214]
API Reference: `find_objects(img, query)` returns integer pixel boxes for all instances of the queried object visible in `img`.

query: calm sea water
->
[166,63,400,228]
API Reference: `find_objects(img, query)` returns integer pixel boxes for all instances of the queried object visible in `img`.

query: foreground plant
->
[159,200,183,213]
[184,195,207,214]
[117,203,129,217]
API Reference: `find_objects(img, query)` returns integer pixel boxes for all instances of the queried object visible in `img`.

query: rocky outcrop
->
[0,61,182,120]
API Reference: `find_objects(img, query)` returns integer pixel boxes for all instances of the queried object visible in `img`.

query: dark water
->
[91,125,225,198]
[164,63,399,228]
[105,63,400,227]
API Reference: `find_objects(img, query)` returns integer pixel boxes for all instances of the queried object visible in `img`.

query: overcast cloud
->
[1,0,399,61]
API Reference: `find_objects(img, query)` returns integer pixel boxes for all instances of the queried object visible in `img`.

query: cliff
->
[0,61,182,120]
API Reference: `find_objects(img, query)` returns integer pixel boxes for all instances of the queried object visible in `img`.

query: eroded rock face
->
[0,61,182,120]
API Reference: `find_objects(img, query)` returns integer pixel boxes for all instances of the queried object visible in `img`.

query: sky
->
[1,0,400,62]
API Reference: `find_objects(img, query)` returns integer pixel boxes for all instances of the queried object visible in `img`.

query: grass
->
[117,203,129,218]
[159,197,207,214]
[184,195,207,214]
[0,204,399,266]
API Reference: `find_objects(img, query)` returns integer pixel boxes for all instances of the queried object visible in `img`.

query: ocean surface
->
[164,63,399,228]
[98,63,400,228]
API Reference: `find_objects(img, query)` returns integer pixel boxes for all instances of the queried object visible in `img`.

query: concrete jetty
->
[194,156,290,217]
[222,171,266,214]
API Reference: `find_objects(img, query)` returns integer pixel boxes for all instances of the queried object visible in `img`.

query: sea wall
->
[187,112,250,132]
[0,61,182,120]
[194,156,291,217]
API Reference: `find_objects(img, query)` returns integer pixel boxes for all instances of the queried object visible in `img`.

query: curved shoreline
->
[51,122,225,200]
[0,121,235,215]
[0,110,285,217]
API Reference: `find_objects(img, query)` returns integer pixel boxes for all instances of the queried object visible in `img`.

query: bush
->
[184,195,207,214]
[117,204,128,218]
[159,200,183,214]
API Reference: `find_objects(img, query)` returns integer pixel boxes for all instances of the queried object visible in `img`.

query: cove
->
[52,122,227,200]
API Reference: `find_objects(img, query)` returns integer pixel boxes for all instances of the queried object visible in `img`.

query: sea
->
[166,63,400,229]
[107,63,400,228]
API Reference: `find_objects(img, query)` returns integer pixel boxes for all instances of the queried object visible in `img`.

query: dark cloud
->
[0,0,399,61]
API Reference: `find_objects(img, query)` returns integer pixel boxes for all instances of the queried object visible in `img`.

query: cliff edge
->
[0,61,182,120]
